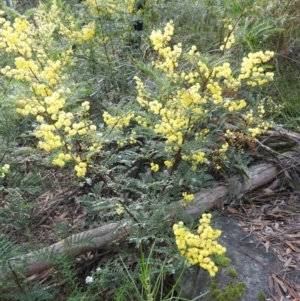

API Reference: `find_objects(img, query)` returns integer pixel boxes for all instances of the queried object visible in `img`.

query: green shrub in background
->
[0,0,299,300]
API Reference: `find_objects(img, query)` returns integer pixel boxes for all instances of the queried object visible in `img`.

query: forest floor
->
[3,159,300,300]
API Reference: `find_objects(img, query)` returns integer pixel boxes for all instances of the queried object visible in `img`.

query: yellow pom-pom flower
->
[173,213,226,277]
[150,163,159,172]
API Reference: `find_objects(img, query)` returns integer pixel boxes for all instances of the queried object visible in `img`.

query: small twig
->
[240,223,253,241]
[256,139,300,170]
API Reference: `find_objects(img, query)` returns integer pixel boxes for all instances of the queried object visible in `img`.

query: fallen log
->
[0,156,287,280]
[9,223,134,280]
[186,162,280,218]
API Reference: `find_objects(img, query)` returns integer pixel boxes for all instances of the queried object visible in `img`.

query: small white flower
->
[85,276,93,284]
[85,177,92,186]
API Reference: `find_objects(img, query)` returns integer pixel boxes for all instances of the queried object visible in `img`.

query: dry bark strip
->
[0,160,284,280]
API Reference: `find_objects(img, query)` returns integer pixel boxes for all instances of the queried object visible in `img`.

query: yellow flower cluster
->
[130,130,137,144]
[178,84,207,108]
[219,142,229,154]
[0,15,72,100]
[213,142,229,169]
[103,111,135,130]
[181,192,194,207]
[150,163,159,172]
[238,51,275,86]
[210,62,240,91]
[220,33,235,51]
[86,0,135,16]
[116,203,124,215]
[206,82,223,104]
[134,76,150,108]
[188,45,198,56]
[150,21,182,74]
[0,17,31,57]
[182,151,207,170]
[0,164,10,178]
[0,2,101,178]
[74,160,88,178]
[149,100,163,115]
[223,99,247,112]
[86,0,117,15]
[240,99,273,137]
[30,1,60,39]
[196,129,210,140]
[173,213,226,277]
[35,124,63,151]
[248,127,261,137]
[59,22,95,43]
[154,108,187,146]
[52,153,72,167]
[130,21,276,171]
[164,159,174,168]
[220,19,235,51]
[150,21,174,50]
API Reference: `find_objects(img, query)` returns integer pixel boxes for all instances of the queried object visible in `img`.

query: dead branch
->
[266,128,300,144]
[1,223,134,280]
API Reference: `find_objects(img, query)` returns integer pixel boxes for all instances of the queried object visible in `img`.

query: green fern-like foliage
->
[0,236,57,301]
[0,0,299,300]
